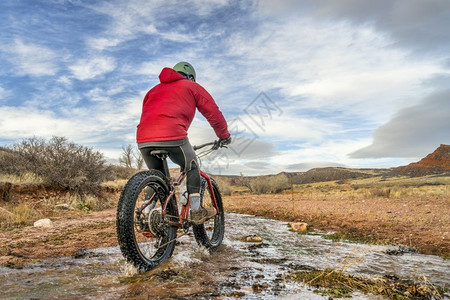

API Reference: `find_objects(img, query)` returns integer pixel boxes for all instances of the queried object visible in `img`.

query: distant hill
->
[285,167,386,184]
[217,168,388,185]
[390,144,450,177]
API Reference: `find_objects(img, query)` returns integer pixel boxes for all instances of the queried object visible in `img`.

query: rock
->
[34,218,53,228]
[290,222,308,232]
[241,235,262,243]
[320,219,329,226]
[55,203,71,210]
[390,144,450,177]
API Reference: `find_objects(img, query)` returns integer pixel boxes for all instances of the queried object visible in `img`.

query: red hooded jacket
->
[137,68,230,143]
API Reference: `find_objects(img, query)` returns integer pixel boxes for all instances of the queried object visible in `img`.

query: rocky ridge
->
[391,144,450,177]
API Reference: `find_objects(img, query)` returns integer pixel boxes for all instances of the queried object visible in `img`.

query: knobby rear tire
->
[193,178,225,251]
[116,170,177,272]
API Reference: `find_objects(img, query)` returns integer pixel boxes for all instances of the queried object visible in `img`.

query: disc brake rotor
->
[148,208,166,236]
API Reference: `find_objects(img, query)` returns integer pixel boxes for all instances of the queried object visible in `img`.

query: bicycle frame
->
[161,169,218,227]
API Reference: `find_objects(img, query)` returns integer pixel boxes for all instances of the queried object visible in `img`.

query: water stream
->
[1,213,449,299]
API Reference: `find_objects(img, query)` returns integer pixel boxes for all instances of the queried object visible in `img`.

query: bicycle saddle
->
[150,150,169,157]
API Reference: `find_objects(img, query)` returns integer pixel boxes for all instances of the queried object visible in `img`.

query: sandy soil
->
[0,192,448,268]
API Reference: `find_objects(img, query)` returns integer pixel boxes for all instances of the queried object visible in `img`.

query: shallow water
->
[1,213,449,299]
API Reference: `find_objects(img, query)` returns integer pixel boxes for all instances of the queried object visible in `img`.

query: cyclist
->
[137,61,231,225]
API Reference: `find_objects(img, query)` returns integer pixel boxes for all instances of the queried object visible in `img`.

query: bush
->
[250,174,290,194]
[1,136,110,197]
[0,146,28,175]
[369,187,391,198]
[213,176,232,196]
[109,165,137,180]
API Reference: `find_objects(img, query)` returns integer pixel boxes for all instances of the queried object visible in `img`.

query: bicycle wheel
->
[116,170,178,272]
[193,177,225,250]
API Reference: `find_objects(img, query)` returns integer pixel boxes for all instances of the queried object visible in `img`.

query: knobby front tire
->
[116,170,178,272]
[193,178,225,251]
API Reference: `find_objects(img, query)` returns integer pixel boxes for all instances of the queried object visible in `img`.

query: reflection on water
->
[1,213,449,299]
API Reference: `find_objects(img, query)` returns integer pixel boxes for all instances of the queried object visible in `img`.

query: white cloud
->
[85,83,127,102]
[349,89,450,158]
[81,0,230,51]
[86,37,123,51]
[224,19,442,123]
[86,87,109,102]
[0,107,79,139]
[0,91,142,148]
[1,39,58,76]
[134,60,171,77]
[56,76,72,86]
[69,56,117,80]
[257,0,450,54]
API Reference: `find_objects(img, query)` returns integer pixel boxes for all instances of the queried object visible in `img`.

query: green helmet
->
[173,61,196,81]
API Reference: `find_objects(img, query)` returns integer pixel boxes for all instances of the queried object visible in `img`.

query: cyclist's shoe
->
[190,207,216,225]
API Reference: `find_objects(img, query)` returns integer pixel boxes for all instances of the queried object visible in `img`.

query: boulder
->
[290,222,308,232]
[34,218,53,228]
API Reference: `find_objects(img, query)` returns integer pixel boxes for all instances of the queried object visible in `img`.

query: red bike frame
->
[161,170,218,227]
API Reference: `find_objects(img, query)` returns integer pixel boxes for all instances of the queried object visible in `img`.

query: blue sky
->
[1,0,449,175]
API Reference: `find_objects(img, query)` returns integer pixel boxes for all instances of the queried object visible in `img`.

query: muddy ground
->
[224,193,449,257]
[0,191,448,269]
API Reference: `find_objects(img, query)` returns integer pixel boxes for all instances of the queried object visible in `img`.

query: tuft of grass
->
[292,268,447,299]
[0,192,116,229]
[102,179,127,189]
[0,203,38,229]
[0,172,44,185]
[69,194,116,212]
[369,187,391,198]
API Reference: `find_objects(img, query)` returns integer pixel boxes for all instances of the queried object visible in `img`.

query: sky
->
[0,0,449,175]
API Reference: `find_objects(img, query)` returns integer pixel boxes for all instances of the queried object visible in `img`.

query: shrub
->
[109,165,137,180]
[250,174,290,194]
[369,187,391,198]
[213,176,232,196]
[0,146,28,175]
[1,136,110,197]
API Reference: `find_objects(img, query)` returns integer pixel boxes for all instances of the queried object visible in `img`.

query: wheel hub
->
[148,208,165,236]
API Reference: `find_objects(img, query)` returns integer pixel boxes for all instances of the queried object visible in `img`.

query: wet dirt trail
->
[1,213,449,299]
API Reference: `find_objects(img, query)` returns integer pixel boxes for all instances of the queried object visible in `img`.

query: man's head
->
[173,62,196,82]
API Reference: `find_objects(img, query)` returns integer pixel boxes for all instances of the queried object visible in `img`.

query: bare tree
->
[134,150,144,169]
[119,145,133,168]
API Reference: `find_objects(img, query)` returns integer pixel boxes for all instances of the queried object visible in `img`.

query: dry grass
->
[212,176,233,196]
[0,192,118,229]
[0,203,34,227]
[292,268,446,299]
[102,179,128,189]
[0,172,44,185]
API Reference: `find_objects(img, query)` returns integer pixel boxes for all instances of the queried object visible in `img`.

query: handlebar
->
[193,140,226,151]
